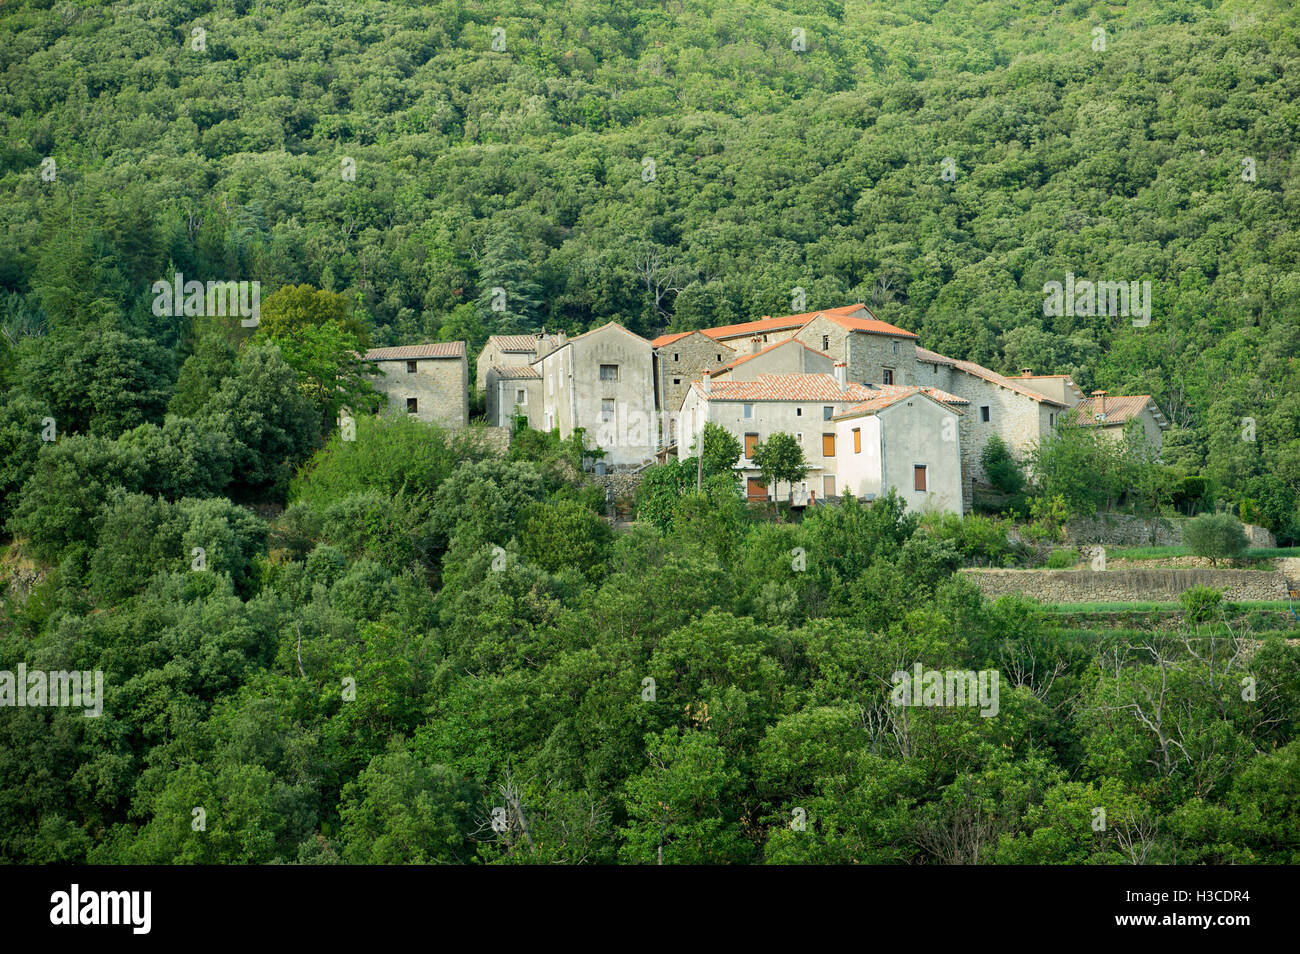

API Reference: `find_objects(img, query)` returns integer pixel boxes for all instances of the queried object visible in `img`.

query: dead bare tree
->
[632,246,688,319]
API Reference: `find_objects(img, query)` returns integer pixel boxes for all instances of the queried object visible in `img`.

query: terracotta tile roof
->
[487,334,545,353]
[716,338,826,372]
[1068,394,1168,428]
[917,347,1068,407]
[698,303,915,342]
[489,365,540,380]
[651,331,693,348]
[819,312,918,339]
[915,346,956,367]
[364,342,465,361]
[1007,373,1076,380]
[692,374,963,405]
[701,314,822,341]
[694,374,875,402]
[833,386,967,419]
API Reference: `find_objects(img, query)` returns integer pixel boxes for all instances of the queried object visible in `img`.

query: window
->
[406,398,418,414]
[747,477,768,501]
[980,406,991,423]
[893,341,899,355]
[716,354,722,362]
[823,475,836,497]
[853,428,861,454]
[601,399,615,422]
[822,433,835,457]
[744,433,760,458]
[821,335,830,350]
[1049,413,1056,426]
[406,360,418,373]
[515,389,527,405]
[600,364,619,381]
[882,368,894,385]
[823,406,833,421]
[743,403,753,419]
[914,465,928,492]
[673,378,681,385]
[673,353,679,361]
[796,407,803,417]
[795,432,803,444]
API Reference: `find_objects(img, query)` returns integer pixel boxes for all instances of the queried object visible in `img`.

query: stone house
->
[474,332,563,391]
[536,321,657,471]
[363,342,468,428]
[711,338,834,382]
[833,388,965,515]
[677,364,965,504]
[790,308,920,387]
[1067,391,1169,452]
[1005,372,1086,407]
[652,331,735,449]
[484,365,542,428]
[912,347,1067,509]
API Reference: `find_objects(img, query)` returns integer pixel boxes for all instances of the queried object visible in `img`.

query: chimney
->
[702,368,711,395]
[1020,367,1032,376]
[834,361,848,392]
[1092,389,1107,414]
[750,336,761,354]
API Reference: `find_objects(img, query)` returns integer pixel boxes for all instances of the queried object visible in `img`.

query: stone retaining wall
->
[1065,514,1276,548]
[960,567,1290,604]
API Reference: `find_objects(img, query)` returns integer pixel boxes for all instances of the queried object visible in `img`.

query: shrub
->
[1046,548,1076,569]
[1180,585,1224,623]
[1184,512,1249,566]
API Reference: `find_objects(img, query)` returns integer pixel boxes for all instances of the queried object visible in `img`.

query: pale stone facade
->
[712,338,833,381]
[364,342,468,428]
[475,332,563,391]
[485,365,542,428]
[537,322,657,470]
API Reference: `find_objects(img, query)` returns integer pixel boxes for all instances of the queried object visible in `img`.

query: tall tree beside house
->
[254,284,368,346]
[474,224,543,335]
[752,432,809,509]
[693,421,743,487]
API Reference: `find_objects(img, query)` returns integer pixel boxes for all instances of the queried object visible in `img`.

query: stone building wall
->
[371,356,467,428]
[655,332,734,446]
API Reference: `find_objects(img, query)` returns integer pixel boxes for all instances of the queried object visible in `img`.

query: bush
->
[1180,585,1224,623]
[1184,512,1249,566]
[1046,548,1076,569]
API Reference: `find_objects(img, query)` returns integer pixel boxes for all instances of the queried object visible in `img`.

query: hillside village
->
[364,303,1169,515]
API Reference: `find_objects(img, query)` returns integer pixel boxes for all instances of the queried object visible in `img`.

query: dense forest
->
[0,0,1298,863]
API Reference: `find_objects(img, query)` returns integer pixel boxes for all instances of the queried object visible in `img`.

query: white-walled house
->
[677,364,966,505]
[833,388,965,514]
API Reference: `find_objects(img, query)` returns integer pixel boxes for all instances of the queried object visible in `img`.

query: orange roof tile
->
[833,386,967,418]
[1068,395,1168,428]
[651,331,693,348]
[693,374,965,405]
[918,347,1069,407]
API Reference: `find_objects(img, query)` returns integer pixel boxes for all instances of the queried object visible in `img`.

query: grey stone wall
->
[656,332,734,445]
[1065,514,1277,548]
[960,567,1290,603]
[371,356,467,428]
